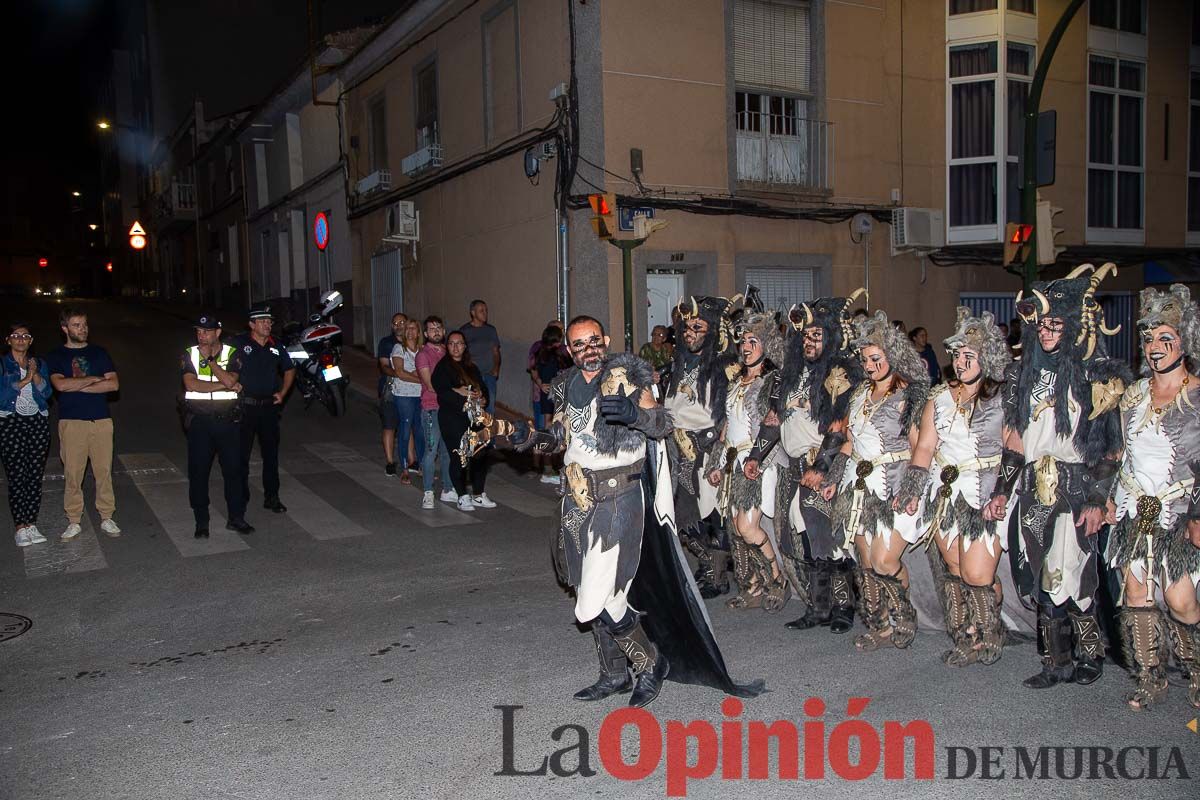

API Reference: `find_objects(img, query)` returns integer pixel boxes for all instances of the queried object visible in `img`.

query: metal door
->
[646,271,686,339]
[370,248,404,346]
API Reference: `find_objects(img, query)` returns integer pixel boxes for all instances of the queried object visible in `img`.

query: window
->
[950,0,996,12]
[949,42,998,228]
[367,95,387,172]
[1006,43,1034,223]
[1090,0,1145,34]
[483,1,520,143]
[1087,55,1144,231]
[1008,0,1035,12]
[415,61,439,147]
[733,0,829,189]
[1188,72,1200,235]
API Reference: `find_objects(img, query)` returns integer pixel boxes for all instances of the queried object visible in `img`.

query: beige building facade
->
[341,0,1199,409]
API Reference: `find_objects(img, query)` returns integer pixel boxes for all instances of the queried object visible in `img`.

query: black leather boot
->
[611,614,670,708]
[1024,609,1075,689]
[785,560,831,630]
[574,621,632,701]
[1070,607,1106,685]
[828,559,857,634]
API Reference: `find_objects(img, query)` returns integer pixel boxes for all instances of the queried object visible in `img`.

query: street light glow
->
[97,121,111,130]
[71,191,81,197]
[88,223,98,231]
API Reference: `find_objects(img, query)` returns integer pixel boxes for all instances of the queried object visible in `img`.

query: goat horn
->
[1092,262,1118,284]
[691,297,699,318]
[1099,320,1122,336]
[1015,289,1024,304]
[1032,289,1050,316]
[788,304,803,331]
[1066,263,1095,280]
[1083,332,1097,360]
[728,292,744,306]
[847,287,868,306]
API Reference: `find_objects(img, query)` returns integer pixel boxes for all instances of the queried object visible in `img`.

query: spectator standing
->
[390,319,425,485]
[46,308,121,540]
[432,331,494,512]
[376,313,407,476]
[527,325,570,483]
[460,300,501,414]
[2,323,53,546]
[416,316,456,509]
[909,326,942,386]
[639,325,674,371]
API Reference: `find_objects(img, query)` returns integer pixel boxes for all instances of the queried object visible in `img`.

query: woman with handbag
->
[1,322,53,546]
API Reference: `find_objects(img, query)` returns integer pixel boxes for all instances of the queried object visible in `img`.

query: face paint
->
[568,325,608,372]
[682,320,709,353]
[739,332,765,369]
[953,346,982,385]
[1142,325,1184,375]
[802,326,824,362]
[1037,317,1064,354]
[859,345,891,383]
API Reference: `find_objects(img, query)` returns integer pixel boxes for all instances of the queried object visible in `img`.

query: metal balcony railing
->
[155,179,196,223]
[735,116,834,192]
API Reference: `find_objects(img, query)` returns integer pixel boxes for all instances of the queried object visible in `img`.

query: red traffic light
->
[588,193,613,216]
[105,262,114,273]
[1008,224,1032,244]
[38,257,48,268]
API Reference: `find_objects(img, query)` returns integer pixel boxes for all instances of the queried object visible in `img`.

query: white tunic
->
[664,363,716,431]
[563,395,646,471]
[779,373,822,459]
[1021,369,1084,463]
[840,384,921,545]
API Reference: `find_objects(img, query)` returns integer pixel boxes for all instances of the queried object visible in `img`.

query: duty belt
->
[927,452,1002,535]
[1117,469,1194,584]
[562,460,644,512]
[844,449,911,535]
[240,396,275,407]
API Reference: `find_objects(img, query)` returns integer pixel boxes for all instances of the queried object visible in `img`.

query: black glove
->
[991,448,1025,501]
[1083,459,1119,511]
[599,394,639,426]
[1187,462,1200,521]
[508,419,531,445]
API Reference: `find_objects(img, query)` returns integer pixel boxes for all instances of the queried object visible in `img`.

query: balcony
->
[154,179,197,229]
[736,117,834,194]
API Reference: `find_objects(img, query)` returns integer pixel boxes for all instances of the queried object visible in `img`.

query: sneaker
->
[407,462,422,474]
[440,489,459,503]
[61,522,82,540]
[14,528,32,547]
[25,525,46,544]
[539,474,561,485]
[457,495,475,512]
[421,491,435,510]
[100,518,122,537]
[385,462,397,477]
[472,493,497,509]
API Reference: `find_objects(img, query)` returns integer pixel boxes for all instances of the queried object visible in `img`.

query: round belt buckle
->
[939,484,954,499]
[940,465,960,485]
[1136,495,1162,520]
[855,461,874,479]
[854,478,867,491]
[606,478,617,488]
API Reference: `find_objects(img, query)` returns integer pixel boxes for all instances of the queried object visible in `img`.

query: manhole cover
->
[0,613,32,642]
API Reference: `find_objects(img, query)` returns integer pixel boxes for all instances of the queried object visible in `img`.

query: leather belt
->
[845,449,911,535]
[240,396,275,407]
[927,452,1002,534]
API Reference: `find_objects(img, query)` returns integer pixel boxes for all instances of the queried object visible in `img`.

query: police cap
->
[195,312,222,330]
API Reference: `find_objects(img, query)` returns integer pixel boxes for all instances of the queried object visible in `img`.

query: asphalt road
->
[1,298,1198,800]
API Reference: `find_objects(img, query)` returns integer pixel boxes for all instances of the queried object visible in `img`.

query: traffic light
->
[105,261,114,273]
[1003,222,1033,266]
[1036,199,1066,266]
[587,193,616,240]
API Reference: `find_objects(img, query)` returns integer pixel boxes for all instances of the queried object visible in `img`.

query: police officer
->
[230,303,295,514]
[182,313,253,537]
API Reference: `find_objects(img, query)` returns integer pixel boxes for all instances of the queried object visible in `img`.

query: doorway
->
[646,269,686,340]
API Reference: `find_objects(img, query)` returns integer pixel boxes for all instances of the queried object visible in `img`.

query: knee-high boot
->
[609,613,670,709]
[1165,612,1200,709]
[1023,607,1075,689]
[963,579,1005,666]
[574,620,632,702]
[941,575,975,666]
[1069,605,1106,685]
[1120,607,1168,711]
[878,568,918,649]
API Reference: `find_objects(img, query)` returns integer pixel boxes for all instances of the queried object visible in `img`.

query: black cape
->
[628,442,766,698]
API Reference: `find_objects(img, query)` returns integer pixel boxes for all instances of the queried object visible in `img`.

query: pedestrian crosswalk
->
[4,447,558,580]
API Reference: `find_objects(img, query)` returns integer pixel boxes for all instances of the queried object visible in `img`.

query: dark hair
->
[566,315,605,338]
[949,376,1002,406]
[469,299,486,312]
[60,307,86,326]
[908,327,926,341]
[651,325,668,336]
[423,315,444,329]
[445,331,480,390]
[8,321,31,335]
[538,326,565,366]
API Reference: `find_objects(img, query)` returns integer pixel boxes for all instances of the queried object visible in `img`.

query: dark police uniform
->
[230,307,294,512]
[182,317,249,537]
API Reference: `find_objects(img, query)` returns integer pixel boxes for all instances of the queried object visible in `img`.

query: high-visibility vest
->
[185,345,238,401]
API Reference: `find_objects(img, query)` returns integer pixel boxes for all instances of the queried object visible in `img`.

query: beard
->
[684,331,707,354]
[575,346,606,372]
[67,332,87,344]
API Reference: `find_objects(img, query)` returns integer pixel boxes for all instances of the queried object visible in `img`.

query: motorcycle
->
[282,290,348,417]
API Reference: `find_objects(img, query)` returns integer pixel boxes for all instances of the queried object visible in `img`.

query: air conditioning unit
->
[356,169,392,196]
[890,207,945,254]
[383,200,419,243]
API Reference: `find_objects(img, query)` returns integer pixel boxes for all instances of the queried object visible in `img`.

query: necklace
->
[861,380,896,420]
[953,384,977,419]
[1149,375,1189,418]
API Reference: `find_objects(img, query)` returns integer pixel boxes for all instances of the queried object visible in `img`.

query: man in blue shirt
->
[45,308,121,540]
[377,312,406,475]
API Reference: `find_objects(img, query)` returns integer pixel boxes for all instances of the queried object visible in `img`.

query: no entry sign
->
[313,212,330,251]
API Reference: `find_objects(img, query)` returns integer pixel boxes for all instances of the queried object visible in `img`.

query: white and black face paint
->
[802,326,824,363]
[952,346,982,385]
[1142,325,1185,375]
[859,345,891,383]
[682,319,710,354]
[739,332,765,369]
[568,325,608,373]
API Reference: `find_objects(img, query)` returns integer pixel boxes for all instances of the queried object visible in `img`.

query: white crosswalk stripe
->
[245,460,370,540]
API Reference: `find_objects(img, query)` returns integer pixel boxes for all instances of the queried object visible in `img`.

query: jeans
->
[421,409,454,493]
[481,373,498,415]
[393,395,424,467]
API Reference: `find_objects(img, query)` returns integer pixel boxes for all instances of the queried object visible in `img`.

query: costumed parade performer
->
[828,311,930,652]
[664,295,740,598]
[706,307,789,611]
[1106,285,1200,710]
[743,290,866,635]
[895,307,1011,666]
[983,263,1132,689]
[491,316,763,708]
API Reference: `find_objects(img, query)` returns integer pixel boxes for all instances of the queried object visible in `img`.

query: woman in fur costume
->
[1104,285,1200,711]
[894,308,1011,665]
[824,311,930,650]
[706,311,789,611]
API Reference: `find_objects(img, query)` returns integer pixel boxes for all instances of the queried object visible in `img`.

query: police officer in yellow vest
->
[182,313,254,537]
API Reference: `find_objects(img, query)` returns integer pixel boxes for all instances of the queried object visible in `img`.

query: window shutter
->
[734,0,811,95]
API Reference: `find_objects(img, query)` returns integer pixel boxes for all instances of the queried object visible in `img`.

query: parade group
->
[479,263,1200,714]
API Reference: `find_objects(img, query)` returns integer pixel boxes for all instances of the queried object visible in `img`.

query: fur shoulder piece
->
[899,378,929,435]
[1085,355,1134,386]
[598,352,655,398]
[1119,378,1149,412]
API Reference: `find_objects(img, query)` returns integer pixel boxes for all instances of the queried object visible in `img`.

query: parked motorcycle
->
[282,290,348,417]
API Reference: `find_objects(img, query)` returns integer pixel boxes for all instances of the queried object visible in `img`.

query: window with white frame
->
[367,95,387,173]
[1006,42,1034,223]
[1189,71,1200,236]
[1087,55,1144,232]
[733,0,827,189]
[948,1,1035,12]
[1090,0,1145,34]
[949,42,998,230]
